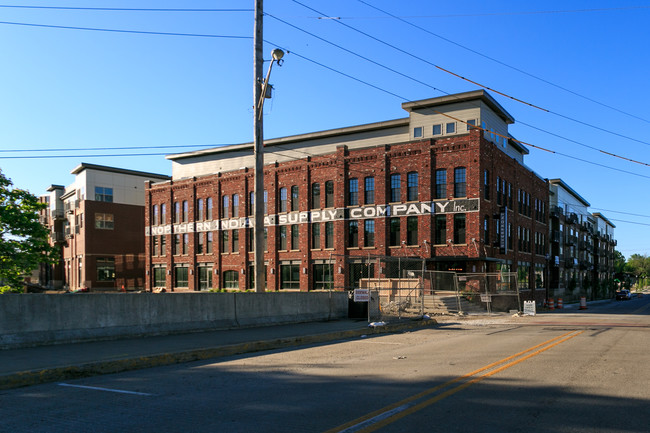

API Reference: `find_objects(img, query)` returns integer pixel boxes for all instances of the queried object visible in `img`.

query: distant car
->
[615,289,632,300]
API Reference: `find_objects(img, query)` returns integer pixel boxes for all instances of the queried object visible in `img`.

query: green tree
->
[613,250,627,274]
[627,253,650,278]
[0,170,58,292]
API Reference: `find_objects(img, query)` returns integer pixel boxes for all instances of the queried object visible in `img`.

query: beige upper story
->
[167,90,527,181]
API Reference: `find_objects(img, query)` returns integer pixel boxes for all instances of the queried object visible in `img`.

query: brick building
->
[39,163,170,291]
[145,90,551,300]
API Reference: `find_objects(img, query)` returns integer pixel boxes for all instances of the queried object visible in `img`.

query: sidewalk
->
[0,318,438,390]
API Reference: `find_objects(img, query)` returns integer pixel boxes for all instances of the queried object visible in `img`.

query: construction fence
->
[330,254,521,322]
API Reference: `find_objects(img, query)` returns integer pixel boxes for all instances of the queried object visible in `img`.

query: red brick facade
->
[145,128,549,300]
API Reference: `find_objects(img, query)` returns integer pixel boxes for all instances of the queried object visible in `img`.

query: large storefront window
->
[535,264,545,289]
[280,261,300,290]
[174,266,188,289]
[153,266,166,288]
[313,263,333,290]
[97,257,115,281]
[517,262,530,290]
[197,265,213,291]
[223,270,239,289]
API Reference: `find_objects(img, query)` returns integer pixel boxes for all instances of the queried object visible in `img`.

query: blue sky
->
[1,1,649,258]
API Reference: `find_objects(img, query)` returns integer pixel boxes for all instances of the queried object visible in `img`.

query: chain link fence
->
[324,254,521,322]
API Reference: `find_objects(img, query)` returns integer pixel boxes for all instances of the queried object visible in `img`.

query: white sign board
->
[523,301,536,316]
[354,288,369,303]
[480,294,491,303]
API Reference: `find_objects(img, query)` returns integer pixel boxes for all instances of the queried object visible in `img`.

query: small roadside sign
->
[354,288,369,302]
[523,301,536,316]
[480,294,491,303]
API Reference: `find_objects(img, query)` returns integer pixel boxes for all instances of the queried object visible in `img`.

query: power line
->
[0,143,226,153]
[0,5,253,12]
[0,152,171,159]
[356,1,650,125]
[326,6,650,19]
[0,20,252,39]
[266,14,650,169]
[291,0,650,147]
[591,208,650,219]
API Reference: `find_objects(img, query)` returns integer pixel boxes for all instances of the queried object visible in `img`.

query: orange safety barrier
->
[557,298,563,309]
[548,298,555,310]
[579,296,587,310]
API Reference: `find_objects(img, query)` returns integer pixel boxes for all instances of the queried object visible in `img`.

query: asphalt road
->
[2,295,649,432]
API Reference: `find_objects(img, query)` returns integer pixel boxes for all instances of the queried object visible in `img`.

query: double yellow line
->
[326,330,584,433]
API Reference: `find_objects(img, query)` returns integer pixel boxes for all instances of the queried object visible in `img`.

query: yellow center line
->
[326,330,583,433]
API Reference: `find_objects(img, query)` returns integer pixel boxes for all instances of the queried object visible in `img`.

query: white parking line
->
[58,383,153,396]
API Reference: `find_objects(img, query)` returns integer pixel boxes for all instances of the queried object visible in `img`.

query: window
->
[435,169,447,199]
[407,216,418,246]
[313,263,333,290]
[413,126,423,138]
[484,216,490,244]
[95,213,114,230]
[446,122,456,134]
[311,182,320,209]
[206,198,213,220]
[454,214,466,244]
[348,220,358,248]
[291,225,299,250]
[174,202,180,223]
[484,170,490,200]
[517,263,530,290]
[153,266,166,288]
[173,234,181,255]
[221,230,229,253]
[433,124,442,135]
[222,195,229,218]
[232,229,239,252]
[348,178,359,206]
[161,203,167,224]
[325,181,334,208]
[454,167,466,198]
[325,221,334,248]
[407,172,418,201]
[197,199,204,221]
[153,236,159,256]
[249,191,255,215]
[467,119,476,130]
[182,201,188,222]
[496,176,502,205]
[160,235,166,256]
[364,177,375,204]
[182,233,189,255]
[174,266,188,288]
[312,223,321,249]
[291,186,299,212]
[279,226,288,250]
[390,174,401,202]
[389,217,400,246]
[97,258,115,281]
[435,215,446,245]
[206,232,213,254]
[264,190,268,215]
[223,270,239,289]
[279,187,287,213]
[233,194,239,218]
[95,186,113,202]
[153,204,159,226]
[280,262,300,290]
[364,220,375,247]
[197,233,204,254]
[198,266,213,291]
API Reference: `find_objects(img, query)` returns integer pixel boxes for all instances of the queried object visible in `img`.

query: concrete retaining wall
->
[0,292,348,349]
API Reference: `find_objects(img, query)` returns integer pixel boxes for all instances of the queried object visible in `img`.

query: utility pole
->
[253,0,265,293]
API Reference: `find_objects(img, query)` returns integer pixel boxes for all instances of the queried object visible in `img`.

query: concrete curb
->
[0,319,437,390]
